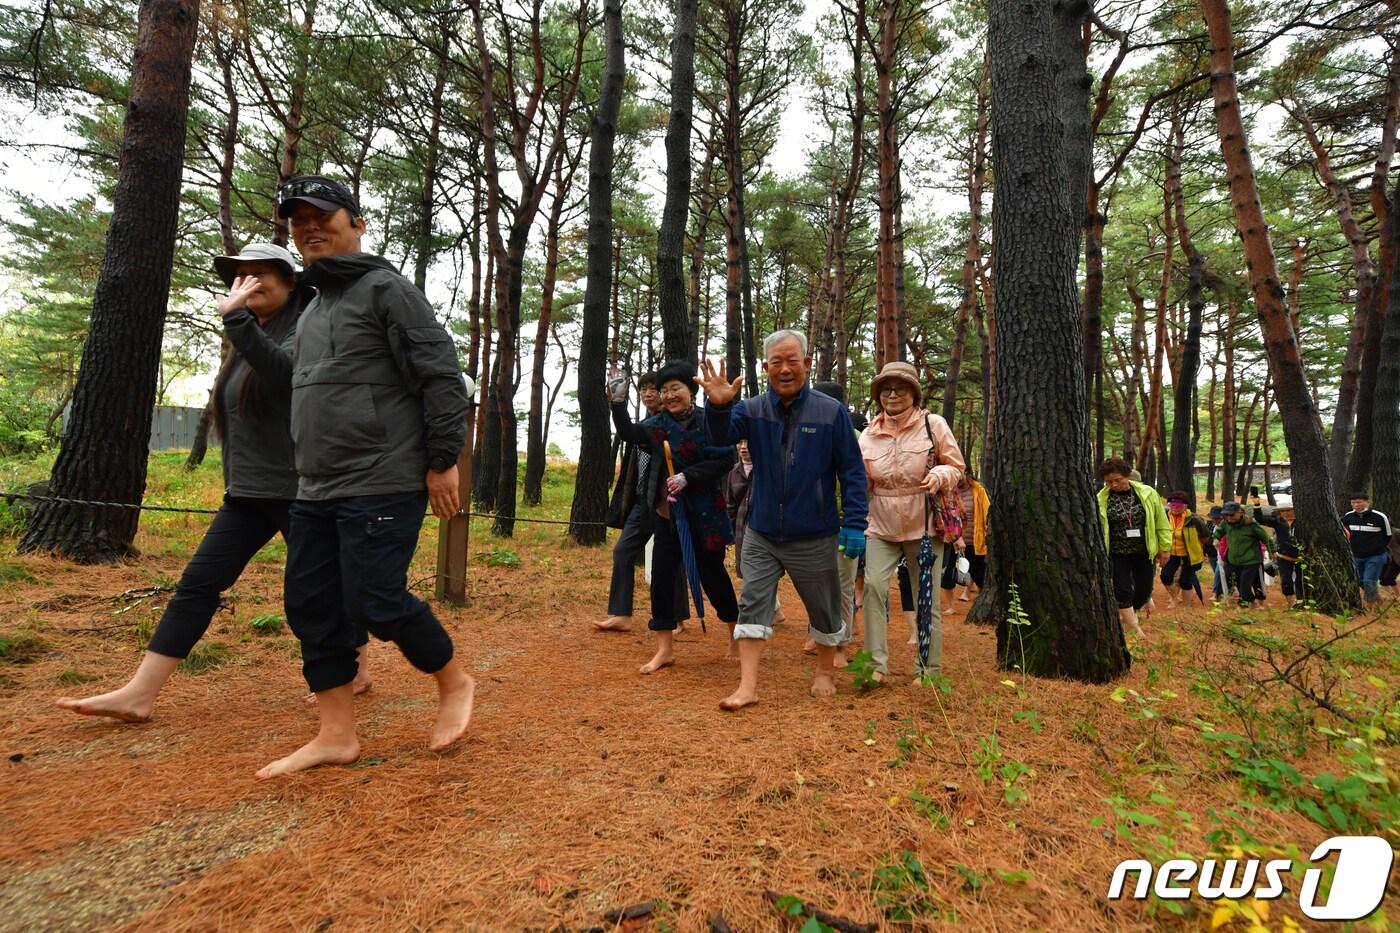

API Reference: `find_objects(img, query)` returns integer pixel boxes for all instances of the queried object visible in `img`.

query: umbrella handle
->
[663,440,677,478]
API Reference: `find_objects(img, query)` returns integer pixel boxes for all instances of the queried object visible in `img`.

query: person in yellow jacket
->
[1160,490,1210,608]
[945,471,990,608]
[1096,457,1172,638]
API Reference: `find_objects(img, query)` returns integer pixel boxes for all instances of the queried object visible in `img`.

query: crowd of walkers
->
[51,170,1399,777]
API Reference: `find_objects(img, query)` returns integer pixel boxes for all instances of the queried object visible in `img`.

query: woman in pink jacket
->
[858,362,966,680]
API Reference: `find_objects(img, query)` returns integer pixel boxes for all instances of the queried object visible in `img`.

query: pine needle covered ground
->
[0,453,1395,931]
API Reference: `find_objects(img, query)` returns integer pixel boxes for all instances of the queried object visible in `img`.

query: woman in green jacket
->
[1096,458,1172,638]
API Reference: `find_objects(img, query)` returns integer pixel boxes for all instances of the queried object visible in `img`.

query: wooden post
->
[436,393,476,606]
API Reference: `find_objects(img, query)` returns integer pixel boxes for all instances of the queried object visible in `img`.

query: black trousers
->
[1160,555,1202,596]
[607,501,687,617]
[1227,562,1265,604]
[649,513,739,631]
[938,543,987,591]
[148,496,294,659]
[284,491,454,693]
[1279,558,1305,598]
[1111,552,1155,611]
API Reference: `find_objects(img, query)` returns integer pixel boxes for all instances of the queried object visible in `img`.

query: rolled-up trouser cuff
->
[302,653,361,694]
[809,623,847,648]
[733,623,772,640]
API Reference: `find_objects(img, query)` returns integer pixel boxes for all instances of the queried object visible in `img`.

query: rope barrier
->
[0,490,611,527]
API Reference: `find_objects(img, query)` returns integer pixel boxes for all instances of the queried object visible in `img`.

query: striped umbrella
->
[664,441,706,632]
[916,535,936,670]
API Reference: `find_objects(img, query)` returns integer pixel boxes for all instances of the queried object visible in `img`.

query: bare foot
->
[802,638,817,655]
[719,688,758,711]
[304,675,372,705]
[256,734,360,779]
[639,650,674,675]
[56,689,153,724]
[906,632,918,646]
[773,610,786,624]
[429,675,476,751]
[870,670,885,684]
[723,645,738,661]
[593,615,633,632]
[675,621,686,636]
[810,672,837,697]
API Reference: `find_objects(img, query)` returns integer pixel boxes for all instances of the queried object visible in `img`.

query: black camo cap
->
[277,175,361,219]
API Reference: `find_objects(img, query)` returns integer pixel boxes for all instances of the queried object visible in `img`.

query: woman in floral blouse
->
[611,360,738,674]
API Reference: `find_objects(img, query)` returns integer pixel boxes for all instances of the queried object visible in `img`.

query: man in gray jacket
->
[257,175,475,779]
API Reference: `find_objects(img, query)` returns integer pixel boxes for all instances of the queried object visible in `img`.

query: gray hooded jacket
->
[291,253,468,500]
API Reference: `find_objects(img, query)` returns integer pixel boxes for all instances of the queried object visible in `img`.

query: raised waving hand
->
[694,358,743,407]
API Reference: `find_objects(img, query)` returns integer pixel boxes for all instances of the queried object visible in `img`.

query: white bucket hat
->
[213,242,300,287]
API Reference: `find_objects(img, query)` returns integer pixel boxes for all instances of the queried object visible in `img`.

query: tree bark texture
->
[1344,42,1399,498]
[1167,112,1204,497]
[982,0,1126,681]
[19,0,200,562]
[569,0,624,546]
[1200,0,1358,613]
[943,50,989,423]
[525,146,580,506]
[1371,175,1400,521]
[656,0,699,363]
[1288,101,1376,499]
[873,0,900,370]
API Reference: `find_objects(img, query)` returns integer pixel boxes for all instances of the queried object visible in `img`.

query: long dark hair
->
[210,278,306,440]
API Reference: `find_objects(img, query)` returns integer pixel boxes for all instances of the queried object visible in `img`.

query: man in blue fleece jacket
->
[697,330,868,710]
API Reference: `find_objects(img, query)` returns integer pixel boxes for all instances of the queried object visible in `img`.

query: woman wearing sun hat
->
[858,361,966,681]
[55,243,357,722]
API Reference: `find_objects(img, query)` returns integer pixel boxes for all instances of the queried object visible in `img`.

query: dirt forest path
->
[0,523,1382,931]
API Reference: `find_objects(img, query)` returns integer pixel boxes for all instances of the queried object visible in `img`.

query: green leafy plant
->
[908,789,951,830]
[871,850,944,923]
[180,641,231,674]
[248,613,284,634]
[479,547,522,568]
[845,649,881,692]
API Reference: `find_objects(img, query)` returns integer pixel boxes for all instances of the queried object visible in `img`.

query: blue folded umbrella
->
[916,535,935,670]
[664,441,706,631]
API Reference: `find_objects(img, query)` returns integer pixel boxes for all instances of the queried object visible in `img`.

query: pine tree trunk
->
[569,0,624,546]
[1222,300,1236,500]
[268,0,316,246]
[873,0,900,369]
[978,0,1126,680]
[943,50,989,422]
[688,139,718,355]
[1288,101,1378,498]
[19,0,199,562]
[1138,179,1174,463]
[1167,111,1204,496]
[525,154,576,507]
[1344,44,1398,498]
[656,0,699,363]
[1200,0,1358,613]
[413,31,449,292]
[1371,176,1400,521]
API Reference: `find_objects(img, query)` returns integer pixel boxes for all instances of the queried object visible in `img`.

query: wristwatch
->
[428,455,454,473]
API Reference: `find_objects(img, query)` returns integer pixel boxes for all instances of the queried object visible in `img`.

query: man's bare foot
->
[639,650,675,675]
[304,675,372,705]
[773,610,786,624]
[719,688,758,711]
[255,734,360,779]
[810,672,837,697]
[906,632,918,646]
[429,674,476,751]
[803,638,817,655]
[56,688,153,724]
[675,621,686,635]
[593,615,632,632]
